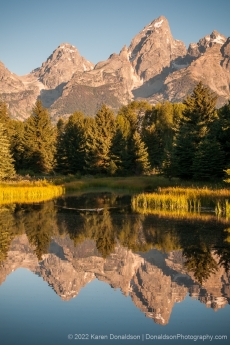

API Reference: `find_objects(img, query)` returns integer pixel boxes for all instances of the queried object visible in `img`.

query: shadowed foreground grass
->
[56,175,227,192]
[54,175,226,192]
[55,175,177,192]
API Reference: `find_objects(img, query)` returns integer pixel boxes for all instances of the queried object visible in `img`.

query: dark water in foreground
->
[0,192,230,344]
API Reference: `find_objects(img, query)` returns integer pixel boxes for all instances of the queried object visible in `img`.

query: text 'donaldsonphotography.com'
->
[67,333,228,341]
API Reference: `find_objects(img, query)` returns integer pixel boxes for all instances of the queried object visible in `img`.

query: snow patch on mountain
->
[172,62,189,70]
[154,19,164,28]
[212,35,225,44]
[131,66,143,88]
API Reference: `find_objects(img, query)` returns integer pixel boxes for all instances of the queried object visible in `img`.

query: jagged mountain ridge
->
[0,43,94,120]
[147,30,230,105]
[0,16,229,121]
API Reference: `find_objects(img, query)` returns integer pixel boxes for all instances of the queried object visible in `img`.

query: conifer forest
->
[1,82,230,182]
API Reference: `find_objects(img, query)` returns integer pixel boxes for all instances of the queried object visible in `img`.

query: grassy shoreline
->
[131,185,230,218]
[0,175,229,205]
[0,180,64,204]
[55,175,228,193]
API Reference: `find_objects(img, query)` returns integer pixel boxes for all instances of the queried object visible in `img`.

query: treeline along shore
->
[0,82,230,184]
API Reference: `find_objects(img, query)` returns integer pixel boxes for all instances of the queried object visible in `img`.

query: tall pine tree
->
[0,101,10,125]
[23,100,56,173]
[110,114,132,175]
[173,82,218,179]
[58,112,86,174]
[0,101,25,172]
[192,135,224,180]
[142,102,185,171]
[85,105,115,174]
[55,118,68,173]
[131,130,150,175]
[217,101,230,168]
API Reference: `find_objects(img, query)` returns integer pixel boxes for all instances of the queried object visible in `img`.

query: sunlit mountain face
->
[1,16,230,121]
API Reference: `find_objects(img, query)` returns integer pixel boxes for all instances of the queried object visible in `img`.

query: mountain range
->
[1,15,230,121]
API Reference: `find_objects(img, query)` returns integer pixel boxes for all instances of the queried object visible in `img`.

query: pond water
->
[0,192,230,344]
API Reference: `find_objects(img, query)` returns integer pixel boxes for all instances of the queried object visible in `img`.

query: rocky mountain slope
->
[0,16,229,121]
[49,16,188,119]
[0,62,42,120]
[147,30,230,106]
[0,44,94,120]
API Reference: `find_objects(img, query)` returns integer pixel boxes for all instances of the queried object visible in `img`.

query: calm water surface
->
[0,192,230,344]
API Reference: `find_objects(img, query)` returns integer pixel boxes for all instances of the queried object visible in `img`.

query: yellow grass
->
[160,187,230,199]
[225,200,230,218]
[132,192,198,212]
[0,181,64,204]
[132,186,230,218]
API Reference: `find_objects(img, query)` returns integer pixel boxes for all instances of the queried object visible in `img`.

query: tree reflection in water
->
[0,192,230,285]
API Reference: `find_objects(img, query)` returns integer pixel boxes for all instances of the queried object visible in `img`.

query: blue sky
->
[1,0,230,75]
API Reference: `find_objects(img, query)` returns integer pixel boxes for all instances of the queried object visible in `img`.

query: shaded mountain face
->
[0,16,229,121]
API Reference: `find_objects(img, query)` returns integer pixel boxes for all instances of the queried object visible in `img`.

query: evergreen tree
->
[217,101,230,168]
[111,105,151,176]
[142,102,185,171]
[9,120,25,172]
[142,119,162,170]
[55,118,68,173]
[85,105,115,174]
[23,100,56,173]
[173,122,196,179]
[161,147,175,180]
[58,112,86,174]
[173,82,218,179]
[0,122,15,179]
[0,101,10,124]
[110,114,132,175]
[121,100,152,132]
[131,130,150,175]
[183,82,217,126]
[0,101,25,172]
[192,136,224,180]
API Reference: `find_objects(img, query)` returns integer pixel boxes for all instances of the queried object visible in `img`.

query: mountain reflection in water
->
[0,192,230,327]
